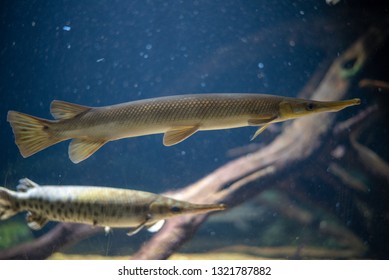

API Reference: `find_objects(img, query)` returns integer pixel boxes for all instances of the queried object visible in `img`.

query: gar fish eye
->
[306,103,314,111]
[170,206,181,213]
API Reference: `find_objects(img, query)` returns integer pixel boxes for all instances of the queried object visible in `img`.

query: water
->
[0,0,388,259]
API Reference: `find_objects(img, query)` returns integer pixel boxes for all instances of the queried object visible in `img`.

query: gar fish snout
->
[313,98,361,112]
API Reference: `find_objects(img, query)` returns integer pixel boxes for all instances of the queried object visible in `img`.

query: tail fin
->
[7,111,62,158]
[0,187,18,220]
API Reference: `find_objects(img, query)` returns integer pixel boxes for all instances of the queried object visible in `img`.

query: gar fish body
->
[7,93,360,163]
[0,178,225,235]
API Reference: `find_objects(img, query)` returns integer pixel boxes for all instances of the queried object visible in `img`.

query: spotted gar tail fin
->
[7,111,63,158]
[0,187,18,220]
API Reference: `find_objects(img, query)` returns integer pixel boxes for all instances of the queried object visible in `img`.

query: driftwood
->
[349,109,389,183]
[0,27,386,260]
[359,79,389,91]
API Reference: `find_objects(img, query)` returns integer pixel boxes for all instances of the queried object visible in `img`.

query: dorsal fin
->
[17,178,40,192]
[50,100,92,120]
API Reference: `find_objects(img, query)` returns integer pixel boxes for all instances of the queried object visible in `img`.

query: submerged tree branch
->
[359,79,389,91]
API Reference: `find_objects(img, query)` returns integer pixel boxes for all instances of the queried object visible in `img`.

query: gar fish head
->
[278,97,361,121]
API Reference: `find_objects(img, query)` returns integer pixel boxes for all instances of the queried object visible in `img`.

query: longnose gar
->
[0,178,225,236]
[7,94,360,163]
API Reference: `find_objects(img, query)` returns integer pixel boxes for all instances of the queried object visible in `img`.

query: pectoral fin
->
[248,115,277,141]
[26,212,48,230]
[250,123,271,141]
[248,115,277,126]
[163,125,200,146]
[127,222,147,236]
[68,139,107,164]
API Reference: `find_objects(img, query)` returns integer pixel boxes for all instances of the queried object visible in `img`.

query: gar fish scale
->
[62,95,280,127]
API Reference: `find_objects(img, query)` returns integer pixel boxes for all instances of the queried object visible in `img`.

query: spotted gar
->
[0,178,225,235]
[7,93,360,163]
